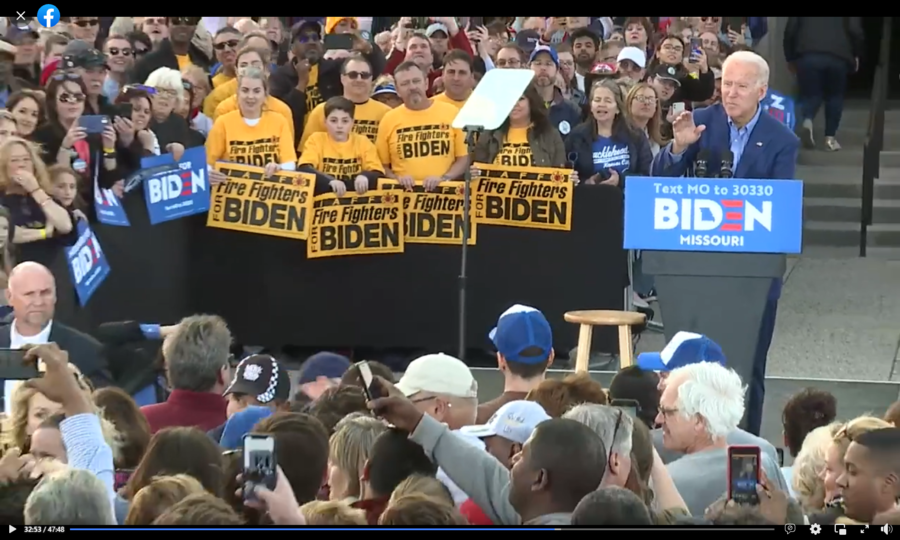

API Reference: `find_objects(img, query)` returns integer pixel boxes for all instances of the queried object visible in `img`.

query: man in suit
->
[651,50,800,436]
[0,262,111,407]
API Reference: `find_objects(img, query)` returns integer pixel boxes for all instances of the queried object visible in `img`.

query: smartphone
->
[0,349,37,380]
[469,17,484,29]
[79,115,111,134]
[323,33,354,51]
[610,399,640,420]
[116,103,133,119]
[776,447,785,467]
[242,434,277,502]
[355,361,382,402]
[671,102,686,115]
[728,445,761,505]
[689,38,702,62]
[726,17,745,33]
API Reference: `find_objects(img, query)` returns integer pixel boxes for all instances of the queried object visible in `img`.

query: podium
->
[624,175,804,426]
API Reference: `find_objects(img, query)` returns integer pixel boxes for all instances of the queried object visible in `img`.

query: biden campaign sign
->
[624,176,804,254]
[65,221,110,306]
[93,177,130,227]
[141,146,210,225]
[763,89,796,131]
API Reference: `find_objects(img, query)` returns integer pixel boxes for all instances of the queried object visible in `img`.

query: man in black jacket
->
[129,17,210,84]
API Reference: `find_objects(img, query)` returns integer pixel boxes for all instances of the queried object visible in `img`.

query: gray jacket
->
[411,415,571,525]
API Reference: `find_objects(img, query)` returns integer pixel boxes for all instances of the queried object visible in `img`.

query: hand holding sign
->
[423,176,442,192]
[671,111,706,155]
[398,176,415,189]
[166,143,185,162]
[264,162,280,178]
[209,168,228,185]
[329,180,347,196]
[354,176,369,195]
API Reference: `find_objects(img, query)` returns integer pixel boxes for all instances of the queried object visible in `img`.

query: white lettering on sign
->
[148,167,207,203]
[653,198,772,232]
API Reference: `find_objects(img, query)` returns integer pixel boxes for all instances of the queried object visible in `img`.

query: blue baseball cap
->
[529,45,559,67]
[298,352,351,385]
[489,304,553,364]
[636,331,726,372]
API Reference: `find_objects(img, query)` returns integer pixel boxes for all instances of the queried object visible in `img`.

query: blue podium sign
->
[624,176,804,254]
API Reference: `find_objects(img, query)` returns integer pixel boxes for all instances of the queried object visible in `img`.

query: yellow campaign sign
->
[207,163,315,240]
[472,163,574,231]
[377,180,476,245]
[307,190,404,259]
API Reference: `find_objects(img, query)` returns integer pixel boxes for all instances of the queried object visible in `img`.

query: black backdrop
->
[90,185,628,357]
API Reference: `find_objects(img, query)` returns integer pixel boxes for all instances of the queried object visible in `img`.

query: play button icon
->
[9,525,16,533]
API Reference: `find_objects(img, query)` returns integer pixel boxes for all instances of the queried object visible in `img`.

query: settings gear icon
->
[811,524,822,535]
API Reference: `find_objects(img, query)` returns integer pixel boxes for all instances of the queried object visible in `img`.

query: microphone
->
[719,150,735,179]
[567,152,578,169]
[694,149,712,178]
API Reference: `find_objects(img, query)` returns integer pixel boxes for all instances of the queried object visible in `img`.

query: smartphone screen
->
[242,434,276,501]
[324,33,354,51]
[610,399,640,420]
[728,446,760,504]
[78,115,110,134]
[689,38,702,62]
[117,103,133,119]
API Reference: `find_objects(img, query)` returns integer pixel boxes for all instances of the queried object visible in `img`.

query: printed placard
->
[377,180,476,245]
[307,190,404,259]
[141,146,210,225]
[623,176,804,254]
[65,220,110,306]
[206,163,315,240]
[472,163,574,231]
[93,176,130,227]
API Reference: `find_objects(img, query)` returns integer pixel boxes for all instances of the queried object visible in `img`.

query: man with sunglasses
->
[129,17,211,86]
[101,35,134,100]
[210,27,241,88]
[68,17,101,48]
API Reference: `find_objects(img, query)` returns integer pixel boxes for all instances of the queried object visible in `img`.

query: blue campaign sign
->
[762,89,796,131]
[65,221,111,306]
[93,176,130,227]
[141,146,210,225]
[624,176,804,254]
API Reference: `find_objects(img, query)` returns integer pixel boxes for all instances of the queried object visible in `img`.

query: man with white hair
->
[25,468,116,525]
[650,50,800,436]
[656,362,786,515]
[563,404,634,488]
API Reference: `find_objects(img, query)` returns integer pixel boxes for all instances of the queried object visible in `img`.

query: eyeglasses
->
[662,44,684,53]
[170,17,201,26]
[634,95,657,104]
[107,47,132,57]
[344,70,372,80]
[599,409,624,486]
[58,92,86,104]
[214,39,239,51]
[73,19,100,28]
[496,59,521,68]
[144,18,166,26]
[700,17,721,23]
[154,87,178,98]
[133,47,149,57]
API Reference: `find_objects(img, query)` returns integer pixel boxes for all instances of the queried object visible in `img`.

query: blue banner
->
[65,221,111,306]
[624,176,804,254]
[141,146,210,225]
[93,177,130,227]
[763,89,796,131]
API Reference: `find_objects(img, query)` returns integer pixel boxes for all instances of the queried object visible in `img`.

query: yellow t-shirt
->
[493,127,534,167]
[211,71,234,89]
[299,99,391,150]
[299,132,384,182]
[176,54,191,70]
[214,94,295,142]
[432,92,468,110]
[203,77,238,117]
[376,101,467,183]
[305,64,323,118]
[206,110,297,167]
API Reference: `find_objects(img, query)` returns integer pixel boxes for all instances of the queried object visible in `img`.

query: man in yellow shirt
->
[211,27,241,88]
[203,31,270,116]
[298,54,390,149]
[432,49,475,110]
[376,61,468,192]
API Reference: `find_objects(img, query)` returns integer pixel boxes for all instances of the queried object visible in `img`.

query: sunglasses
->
[700,17,721,23]
[144,18,166,26]
[214,40,239,51]
[107,47,132,57]
[344,70,372,80]
[49,70,81,82]
[58,92,86,104]
[170,17,201,26]
[73,19,100,28]
[133,47,149,57]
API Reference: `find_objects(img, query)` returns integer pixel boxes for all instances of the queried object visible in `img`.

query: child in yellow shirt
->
[298,96,384,196]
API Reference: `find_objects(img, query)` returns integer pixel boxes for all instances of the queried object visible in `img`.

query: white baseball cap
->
[460,400,550,444]
[395,353,478,399]
[617,46,647,69]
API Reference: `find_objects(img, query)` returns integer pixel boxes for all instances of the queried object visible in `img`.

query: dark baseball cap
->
[650,64,681,86]
[223,354,290,404]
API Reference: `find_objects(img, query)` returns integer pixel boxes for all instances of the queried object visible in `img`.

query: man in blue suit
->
[651,50,800,436]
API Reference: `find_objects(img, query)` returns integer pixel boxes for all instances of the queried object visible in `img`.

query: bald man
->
[0,262,109,406]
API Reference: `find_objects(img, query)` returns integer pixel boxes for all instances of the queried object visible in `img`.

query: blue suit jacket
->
[651,103,800,180]
[650,103,800,300]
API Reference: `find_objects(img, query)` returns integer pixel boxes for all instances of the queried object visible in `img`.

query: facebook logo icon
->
[37,5,60,28]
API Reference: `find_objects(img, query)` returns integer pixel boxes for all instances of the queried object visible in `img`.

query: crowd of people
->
[0,15,884,528]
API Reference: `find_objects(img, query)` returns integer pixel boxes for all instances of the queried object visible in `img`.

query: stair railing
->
[861,17,892,256]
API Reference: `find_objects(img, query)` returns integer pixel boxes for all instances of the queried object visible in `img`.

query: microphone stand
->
[719,162,734,179]
[458,125,483,361]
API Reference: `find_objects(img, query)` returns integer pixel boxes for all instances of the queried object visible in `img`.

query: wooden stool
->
[564,310,647,373]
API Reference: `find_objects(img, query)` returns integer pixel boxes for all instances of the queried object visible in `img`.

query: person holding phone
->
[648,35,715,108]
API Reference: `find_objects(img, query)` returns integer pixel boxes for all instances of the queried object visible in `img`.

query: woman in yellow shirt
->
[206,67,297,184]
[298,96,384,196]
[203,31,271,116]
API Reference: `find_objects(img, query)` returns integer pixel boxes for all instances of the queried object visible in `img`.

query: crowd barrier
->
[85,163,628,353]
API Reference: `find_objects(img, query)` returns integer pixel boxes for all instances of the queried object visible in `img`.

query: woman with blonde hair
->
[792,422,842,514]
[326,415,388,502]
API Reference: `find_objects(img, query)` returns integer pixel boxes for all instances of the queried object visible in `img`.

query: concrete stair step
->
[804,198,900,223]
[798,149,900,168]
[805,221,900,248]
[798,165,900,199]
[800,245,900,260]
[835,108,900,126]
[805,126,900,151]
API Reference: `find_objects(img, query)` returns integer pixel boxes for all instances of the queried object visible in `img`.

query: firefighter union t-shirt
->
[493,127,533,167]
[205,109,297,167]
[591,136,630,175]
[298,132,384,181]
[376,100,467,182]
